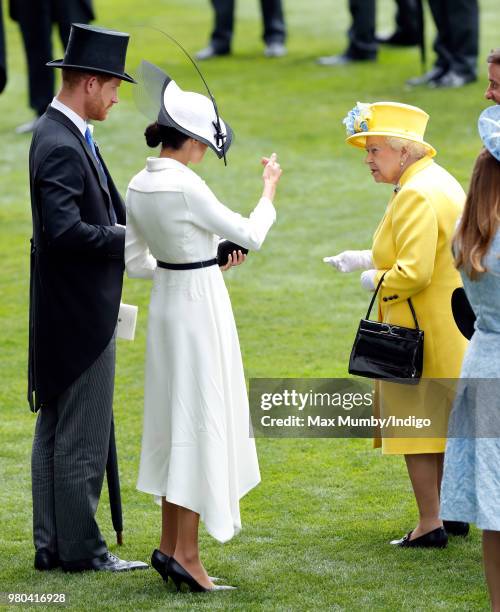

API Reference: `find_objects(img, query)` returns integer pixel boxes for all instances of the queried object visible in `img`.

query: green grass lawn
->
[0,0,497,609]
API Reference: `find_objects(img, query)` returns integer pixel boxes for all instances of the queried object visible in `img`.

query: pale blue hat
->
[478,105,500,161]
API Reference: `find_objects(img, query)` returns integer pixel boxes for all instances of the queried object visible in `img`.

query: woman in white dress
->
[125,63,282,592]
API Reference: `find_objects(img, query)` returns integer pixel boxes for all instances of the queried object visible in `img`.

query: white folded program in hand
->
[117,303,138,340]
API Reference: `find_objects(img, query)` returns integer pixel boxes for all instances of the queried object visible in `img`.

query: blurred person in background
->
[440,105,500,612]
[407,0,478,88]
[195,0,286,60]
[0,1,6,94]
[376,0,422,47]
[10,0,94,133]
[485,49,500,104]
[318,0,421,66]
[325,101,467,547]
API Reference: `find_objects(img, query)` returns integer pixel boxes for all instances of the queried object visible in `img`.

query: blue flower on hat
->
[478,105,500,162]
[343,102,372,136]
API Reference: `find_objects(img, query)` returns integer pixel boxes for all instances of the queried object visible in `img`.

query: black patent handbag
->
[348,273,424,384]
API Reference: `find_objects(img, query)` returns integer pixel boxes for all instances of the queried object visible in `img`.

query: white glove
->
[323,250,373,273]
[360,269,377,291]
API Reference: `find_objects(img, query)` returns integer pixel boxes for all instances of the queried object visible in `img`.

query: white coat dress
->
[125,156,276,543]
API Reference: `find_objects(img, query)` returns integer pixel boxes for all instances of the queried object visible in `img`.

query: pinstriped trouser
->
[31,335,115,562]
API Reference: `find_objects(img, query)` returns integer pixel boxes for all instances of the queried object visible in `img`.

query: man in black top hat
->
[28,23,148,573]
[10,0,94,133]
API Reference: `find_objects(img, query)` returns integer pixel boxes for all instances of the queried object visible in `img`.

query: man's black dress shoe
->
[429,70,477,89]
[195,45,230,61]
[376,31,420,47]
[62,551,148,573]
[34,549,59,571]
[316,53,376,66]
[390,527,448,548]
[443,520,470,537]
[406,67,446,86]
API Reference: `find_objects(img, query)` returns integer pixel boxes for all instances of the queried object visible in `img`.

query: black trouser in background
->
[346,0,422,60]
[209,0,286,53]
[393,0,421,41]
[0,0,6,93]
[428,0,479,78]
[12,0,93,116]
[346,0,378,60]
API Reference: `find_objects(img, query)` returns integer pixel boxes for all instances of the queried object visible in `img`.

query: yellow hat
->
[343,101,436,157]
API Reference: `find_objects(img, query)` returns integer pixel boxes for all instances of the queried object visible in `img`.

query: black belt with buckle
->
[156,258,218,270]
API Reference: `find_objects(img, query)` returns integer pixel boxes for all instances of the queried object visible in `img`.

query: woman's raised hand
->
[261,153,282,202]
[261,152,282,183]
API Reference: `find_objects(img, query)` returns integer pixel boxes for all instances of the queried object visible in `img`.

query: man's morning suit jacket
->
[28,106,125,411]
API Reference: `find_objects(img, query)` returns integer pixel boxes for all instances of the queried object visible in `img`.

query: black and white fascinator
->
[134,34,233,164]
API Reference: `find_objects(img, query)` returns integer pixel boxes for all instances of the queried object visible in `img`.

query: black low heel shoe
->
[151,549,169,582]
[167,558,235,593]
[443,521,470,537]
[390,527,448,548]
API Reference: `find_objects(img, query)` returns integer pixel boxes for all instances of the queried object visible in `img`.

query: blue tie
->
[85,126,100,163]
[85,127,116,223]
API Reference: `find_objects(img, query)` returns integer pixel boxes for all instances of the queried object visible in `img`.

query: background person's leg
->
[445,0,478,80]
[483,531,500,612]
[346,0,377,60]
[317,0,377,65]
[260,0,286,45]
[15,0,54,118]
[210,0,234,53]
[54,0,94,47]
[404,453,444,540]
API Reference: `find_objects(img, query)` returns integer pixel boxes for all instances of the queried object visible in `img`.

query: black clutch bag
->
[217,240,249,266]
[451,287,476,340]
[348,273,424,384]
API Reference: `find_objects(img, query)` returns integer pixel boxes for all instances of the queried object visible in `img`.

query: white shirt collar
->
[146,156,200,175]
[51,97,88,137]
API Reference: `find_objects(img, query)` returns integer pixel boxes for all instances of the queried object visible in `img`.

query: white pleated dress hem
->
[137,477,261,543]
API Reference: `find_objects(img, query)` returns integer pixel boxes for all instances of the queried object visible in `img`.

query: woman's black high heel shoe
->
[151,549,170,582]
[167,557,235,593]
[151,549,221,584]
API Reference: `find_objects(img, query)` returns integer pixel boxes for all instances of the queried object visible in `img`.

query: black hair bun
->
[144,122,162,148]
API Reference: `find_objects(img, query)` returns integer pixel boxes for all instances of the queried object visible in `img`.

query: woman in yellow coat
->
[325,102,468,547]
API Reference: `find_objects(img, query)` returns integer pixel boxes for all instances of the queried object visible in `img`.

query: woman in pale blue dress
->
[440,105,500,612]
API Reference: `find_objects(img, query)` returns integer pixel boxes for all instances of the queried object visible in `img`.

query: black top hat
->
[47,23,136,83]
[451,287,476,340]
